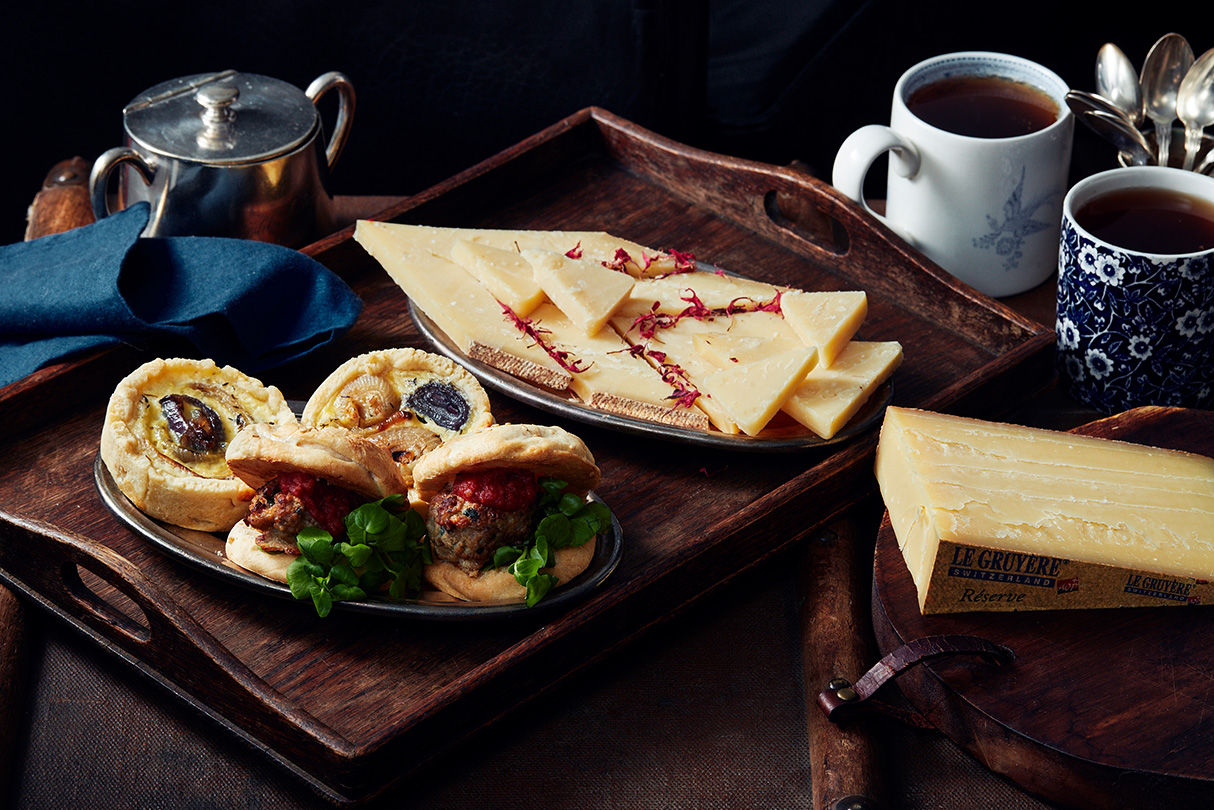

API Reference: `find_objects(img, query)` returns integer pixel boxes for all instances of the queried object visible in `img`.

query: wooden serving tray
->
[0,108,1054,805]
[872,406,1214,810]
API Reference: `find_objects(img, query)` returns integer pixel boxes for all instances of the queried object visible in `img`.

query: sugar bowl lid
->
[121,69,319,165]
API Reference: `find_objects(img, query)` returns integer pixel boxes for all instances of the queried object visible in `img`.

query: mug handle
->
[88,147,154,221]
[306,71,356,173]
[831,125,921,244]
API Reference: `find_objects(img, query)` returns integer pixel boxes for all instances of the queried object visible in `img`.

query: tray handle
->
[0,512,342,748]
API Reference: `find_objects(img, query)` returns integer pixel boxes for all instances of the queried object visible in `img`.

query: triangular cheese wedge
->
[523,249,634,336]
[695,347,818,436]
[780,290,867,366]
[354,221,572,390]
[782,341,903,438]
[449,239,545,317]
[693,333,776,367]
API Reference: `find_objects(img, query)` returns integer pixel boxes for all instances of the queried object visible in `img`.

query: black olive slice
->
[159,394,226,454]
[406,381,471,431]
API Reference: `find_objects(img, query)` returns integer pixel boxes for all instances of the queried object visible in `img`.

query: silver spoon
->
[1096,43,1143,127]
[1080,109,1153,165]
[1066,89,1137,124]
[1176,48,1214,171]
[1140,33,1194,168]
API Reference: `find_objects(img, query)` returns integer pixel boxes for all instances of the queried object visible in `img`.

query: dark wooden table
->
[2,184,1093,810]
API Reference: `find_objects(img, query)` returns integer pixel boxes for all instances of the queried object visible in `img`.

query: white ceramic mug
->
[832,52,1073,297]
[1056,166,1214,413]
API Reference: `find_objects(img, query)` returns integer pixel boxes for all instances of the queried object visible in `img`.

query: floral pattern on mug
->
[1056,216,1214,414]
[973,167,1056,272]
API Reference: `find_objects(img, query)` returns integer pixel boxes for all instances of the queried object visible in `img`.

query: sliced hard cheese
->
[354,221,572,390]
[522,249,634,336]
[781,290,867,367]
[695,347,818,436]
[692,333,775,367]
[524,303,709,430]
[782,341,902,439]
[875,406,1214,614]
[629,272,784,314]
[449,239,545,317]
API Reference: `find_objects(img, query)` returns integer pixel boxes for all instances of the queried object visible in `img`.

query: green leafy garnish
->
[498,477,612,607]
[285,494,430,617]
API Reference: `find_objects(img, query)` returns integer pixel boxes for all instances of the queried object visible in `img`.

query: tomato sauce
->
[278,471,362,537]
[452,468,538,511]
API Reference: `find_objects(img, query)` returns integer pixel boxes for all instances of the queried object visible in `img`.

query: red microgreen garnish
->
[500,303,589,374]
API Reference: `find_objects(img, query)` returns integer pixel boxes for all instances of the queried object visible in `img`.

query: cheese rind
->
[875,406,1214,613]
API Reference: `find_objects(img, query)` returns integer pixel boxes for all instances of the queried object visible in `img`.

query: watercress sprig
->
[286,494,430,617]
[489,477,613,607]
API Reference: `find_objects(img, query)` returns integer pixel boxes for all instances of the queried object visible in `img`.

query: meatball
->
[426,484,537,573]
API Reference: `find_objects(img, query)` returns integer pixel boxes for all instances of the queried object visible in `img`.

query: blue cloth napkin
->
[0,203,362,387]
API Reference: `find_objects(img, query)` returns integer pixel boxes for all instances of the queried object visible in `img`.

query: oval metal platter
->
[409,302,891,452]
[94,457,623,621]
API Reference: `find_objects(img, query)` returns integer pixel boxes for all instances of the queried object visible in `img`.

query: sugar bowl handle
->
[88,146,155,221]
[305,71,356,172]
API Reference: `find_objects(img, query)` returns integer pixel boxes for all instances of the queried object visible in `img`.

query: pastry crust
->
[411,423,601,503]
[99,357,297,532]
[301,348,494,482]
[225,519,296,584]
[423,537,597,602]
[225,423,408,499]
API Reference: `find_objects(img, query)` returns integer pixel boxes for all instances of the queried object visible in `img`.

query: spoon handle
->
[1182,124,1202,171]
[1155,120,1172,167]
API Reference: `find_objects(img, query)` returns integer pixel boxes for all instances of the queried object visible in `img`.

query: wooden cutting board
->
[872,405,1214,810]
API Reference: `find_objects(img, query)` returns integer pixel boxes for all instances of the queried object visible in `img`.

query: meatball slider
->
[224,423,411,584]
[412,423,606,604]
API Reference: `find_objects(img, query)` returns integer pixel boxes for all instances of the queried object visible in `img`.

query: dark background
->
[1,0,1192,247]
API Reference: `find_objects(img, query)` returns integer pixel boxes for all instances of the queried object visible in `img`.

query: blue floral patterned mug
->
[1057,166,1214,413]
[833,52,1073,297]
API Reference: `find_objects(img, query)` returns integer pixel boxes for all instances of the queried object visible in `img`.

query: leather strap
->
[817,634,1015,722]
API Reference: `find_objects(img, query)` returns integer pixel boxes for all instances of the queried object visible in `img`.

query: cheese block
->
[354,221,572,390]
[449,239,545,317]
[522,249,635,336]
[526,303,709,430]
[875,406,1214,614]
[781,341,902,439]
[781,290,868,366]
[694,347,818,436]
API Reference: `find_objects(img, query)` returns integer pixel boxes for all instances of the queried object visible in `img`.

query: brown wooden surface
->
[800,504,886,810]
[0,107,1056,805]
[872,406,1214,810]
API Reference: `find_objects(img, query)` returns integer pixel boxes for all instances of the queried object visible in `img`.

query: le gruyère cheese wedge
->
[876,406,1214,614]
[629,272,784,314]
[525,303,709,430]
[354,221,572,390]
[694,347,818,436]
[781,341,903,439]
[522,249,634,336]
[781,290,868,367]
[449,239,545,317]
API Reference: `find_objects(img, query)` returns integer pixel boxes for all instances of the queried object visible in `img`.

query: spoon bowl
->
[1140,33,1194,169]
[1080,109,1153,166]
[1096,43,1143,127]
[1176,48,1214,171]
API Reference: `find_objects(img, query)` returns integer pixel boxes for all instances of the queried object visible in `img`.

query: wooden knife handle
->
[24,157,96,240]
[799,504,885,810]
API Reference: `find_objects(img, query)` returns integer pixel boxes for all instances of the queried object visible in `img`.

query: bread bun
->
[225,519,295,584]
[412,423,600,503]
[423,537,597,602]
[301,348,493,484]
[225,423,408,499]
[99,357,296,532]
